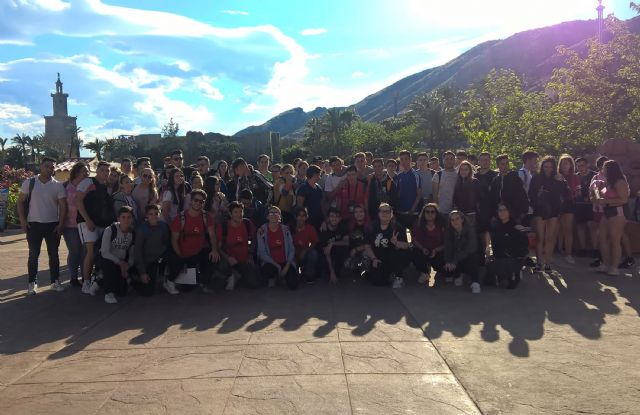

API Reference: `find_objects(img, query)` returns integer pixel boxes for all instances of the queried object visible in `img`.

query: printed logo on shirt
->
[374,233,389,248]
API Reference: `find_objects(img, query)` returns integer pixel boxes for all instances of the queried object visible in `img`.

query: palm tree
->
[84,138,106,160]
[11,133,30,160]
[0,137,7,168]
[67,126,83,158]
[31,134,44,164]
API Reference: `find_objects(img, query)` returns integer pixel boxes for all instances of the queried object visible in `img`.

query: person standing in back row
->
[18,157,67,295]
[395,150,422,229]
[432,151,458,216]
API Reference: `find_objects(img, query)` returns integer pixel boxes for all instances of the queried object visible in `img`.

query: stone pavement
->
[1,229,639,414]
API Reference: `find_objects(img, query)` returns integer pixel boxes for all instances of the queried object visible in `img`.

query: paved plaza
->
[1,229,639,414]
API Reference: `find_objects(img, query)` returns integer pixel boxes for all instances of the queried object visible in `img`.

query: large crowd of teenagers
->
[17,147,636,303]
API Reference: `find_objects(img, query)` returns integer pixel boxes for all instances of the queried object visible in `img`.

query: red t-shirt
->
[267,226,286,264]
[170,212,214,257]
[216,220,254,263]
[338,180,367,218]
[411,223,444,252]
[293,223,319,251]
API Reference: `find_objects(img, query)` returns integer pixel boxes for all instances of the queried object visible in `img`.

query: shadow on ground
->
[1,258,638,361]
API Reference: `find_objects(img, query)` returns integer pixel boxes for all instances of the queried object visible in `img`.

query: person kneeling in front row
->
[257,206,299,289]
[486,203,529,289]
[166,189,220,294]
[442,210,481,294]
[364,203,411,288]
[132,204,171,296]
[215,201,262,290]
[89,206,136,304]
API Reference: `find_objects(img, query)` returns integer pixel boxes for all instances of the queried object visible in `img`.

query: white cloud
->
[0,103,34,120]
[221,10,249,16]
[300,28,327,36]
[351,71,365,79]
[193,76,224,101]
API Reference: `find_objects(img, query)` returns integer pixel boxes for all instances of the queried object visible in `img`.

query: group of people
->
[18,147,635,303]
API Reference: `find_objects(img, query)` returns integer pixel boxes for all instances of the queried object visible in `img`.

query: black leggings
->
[130,257,165,296]
[367,249,409,286]
[261,262,299,290]
[166,248,213,286]
[412,249,444,273]
[99,258,129,296]
[440,255,479,283]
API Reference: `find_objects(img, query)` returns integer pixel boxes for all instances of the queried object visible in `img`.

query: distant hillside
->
[235,16,640,139]
[234,106,338,140]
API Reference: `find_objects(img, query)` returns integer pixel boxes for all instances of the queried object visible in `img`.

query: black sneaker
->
[589,258,602,267]
[69,277,81,287]
[524,257,536,268]
[619,257,636,269]
[544,264,552,272]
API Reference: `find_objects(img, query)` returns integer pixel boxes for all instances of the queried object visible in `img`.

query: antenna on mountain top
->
[596,0,605,43]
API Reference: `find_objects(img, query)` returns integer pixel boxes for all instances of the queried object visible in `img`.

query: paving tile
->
[238,343,343,376]
[128,346,244,380]
[157,324,254,347]
[347,374,480,415]
[225,374,351,415]
[0,382,117,415]
[15,349,148,384]
[0,351,50,386]
[341,341,448,374]
[97,378,234,415]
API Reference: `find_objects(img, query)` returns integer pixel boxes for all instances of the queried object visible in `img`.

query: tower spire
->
[55,72,63,94]
[596,0,605,43]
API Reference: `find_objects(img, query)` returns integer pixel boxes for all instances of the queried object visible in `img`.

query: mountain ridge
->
[234,16,640,140]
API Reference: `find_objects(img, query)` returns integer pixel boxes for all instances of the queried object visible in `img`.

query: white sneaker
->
[104,292,118,304]
[225,274,236,291]
[51,280,65,292]
[27,282,37,295]
[163,280,179,295]
[392,277,404,289]
[597,264,608,273]
[607,267,620,276]
[81,280,92,294]
[417,273,429,284]
[88,281,100,296]
[471,282,481,294]
[454,276,463,287]
[565,255,576,265]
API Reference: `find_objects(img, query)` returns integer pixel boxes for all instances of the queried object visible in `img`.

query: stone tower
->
[44,73,78,158]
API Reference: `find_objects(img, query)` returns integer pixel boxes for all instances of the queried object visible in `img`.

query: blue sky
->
[0,0,636,143]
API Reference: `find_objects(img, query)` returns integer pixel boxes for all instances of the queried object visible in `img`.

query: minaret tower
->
[44,73,78,158]
[596,0,605,43]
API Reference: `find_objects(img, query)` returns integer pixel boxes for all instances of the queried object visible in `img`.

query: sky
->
[0,0,636,143]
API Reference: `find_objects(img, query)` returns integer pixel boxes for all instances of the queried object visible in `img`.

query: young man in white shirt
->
[324,156,348,208]
[432,151,458,215]
[18,157,67,294]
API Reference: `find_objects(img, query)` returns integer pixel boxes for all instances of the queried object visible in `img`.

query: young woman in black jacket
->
[528,156,570,273]
[487,204,529,288]
[442,210,480,294]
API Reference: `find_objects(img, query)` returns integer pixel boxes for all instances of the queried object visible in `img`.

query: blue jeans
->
[63,227,83,280]
[27,222,60,284]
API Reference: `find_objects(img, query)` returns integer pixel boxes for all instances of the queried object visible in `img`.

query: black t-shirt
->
[349,222,369,250]
[368,220,407,256]
[576,171,596,203]
[319,220,349,248]
[297,182,324,227]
